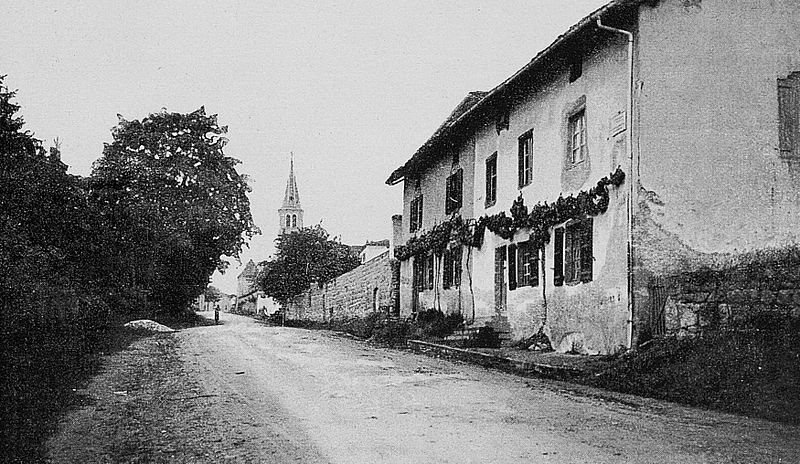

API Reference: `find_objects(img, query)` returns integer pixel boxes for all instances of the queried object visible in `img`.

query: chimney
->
[390,214,403,259]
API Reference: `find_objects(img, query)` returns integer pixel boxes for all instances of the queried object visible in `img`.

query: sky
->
[3,0,608,294]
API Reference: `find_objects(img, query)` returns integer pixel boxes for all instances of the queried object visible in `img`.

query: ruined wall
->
[633,0,800,340]
[285,252,399,322]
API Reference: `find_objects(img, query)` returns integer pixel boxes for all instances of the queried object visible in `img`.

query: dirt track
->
[46,312,800,463]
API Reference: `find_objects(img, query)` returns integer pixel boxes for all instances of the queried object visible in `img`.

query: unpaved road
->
[47,312,800,463]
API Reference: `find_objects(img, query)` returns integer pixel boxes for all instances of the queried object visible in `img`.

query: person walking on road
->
[214,304,220,325]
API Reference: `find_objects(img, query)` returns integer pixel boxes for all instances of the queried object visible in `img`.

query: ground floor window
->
[442,245,462,289]
[555,217,593,285]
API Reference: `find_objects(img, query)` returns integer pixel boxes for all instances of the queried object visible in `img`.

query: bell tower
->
[278,153,304,235]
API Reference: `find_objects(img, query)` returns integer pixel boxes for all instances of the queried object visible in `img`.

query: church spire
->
[278,152,304,235]
[283,152,301,207]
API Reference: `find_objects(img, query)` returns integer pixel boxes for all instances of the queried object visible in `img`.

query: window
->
[568,109,587,164]
[517,240,539,287]
[507,241,538,290]
[425,253,435,289]
[778,72,800,158]
[485,153,497,207]
[518,130,533,188]
[409,195,423,232]
[569,51,583,83]
[555,218,593,285]
[496,107,510,133]
[445,168,463,214]
[285,215,290,228]
[442,245,462,289]
[292,214,297,228]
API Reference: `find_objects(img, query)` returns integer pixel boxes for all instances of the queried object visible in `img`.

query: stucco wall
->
[397,137,476,318]
[468,28,632,354]
[286,252,399,322]
[633,0,800,337]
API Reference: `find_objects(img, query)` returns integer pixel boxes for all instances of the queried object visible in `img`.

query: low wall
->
[285,253,400,322]
[648,251,800,337]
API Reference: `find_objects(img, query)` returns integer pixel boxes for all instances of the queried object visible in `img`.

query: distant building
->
[359,239,390,264]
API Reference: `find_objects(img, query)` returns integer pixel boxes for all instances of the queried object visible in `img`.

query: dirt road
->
[47,312,799,463]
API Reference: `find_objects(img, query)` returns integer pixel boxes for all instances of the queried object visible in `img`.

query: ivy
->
[395,167,625,261]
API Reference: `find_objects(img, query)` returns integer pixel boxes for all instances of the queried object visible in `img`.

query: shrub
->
[415,309,463,340]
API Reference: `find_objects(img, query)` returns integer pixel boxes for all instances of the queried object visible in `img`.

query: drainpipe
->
[597,18,635,350]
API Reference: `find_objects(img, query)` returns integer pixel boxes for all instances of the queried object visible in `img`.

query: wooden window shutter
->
[418,196,423,228]
[455,168,463,209]
[580,218,594,283]
[409,199,417,232]
[427,254,435,289]
[443,248,453,289]
[518,138,525,188]
[454,246,462,287]
[508,244,518,290]
[530,244,540,287]
[554,227,564,286]
[779,75,800,158]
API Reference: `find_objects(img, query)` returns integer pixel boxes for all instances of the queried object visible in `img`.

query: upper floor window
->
[554,217,593,286]
[496,107,510,133]
[569,51,583,83]
[445,168,463,214]
[485,152,497,207]
[778,72,800,159]
[568,109,588,164]
[518,130,533,188]
[409,195,423,232]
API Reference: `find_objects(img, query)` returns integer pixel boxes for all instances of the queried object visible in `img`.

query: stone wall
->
[645,250,800,338]
[285,252,400,322]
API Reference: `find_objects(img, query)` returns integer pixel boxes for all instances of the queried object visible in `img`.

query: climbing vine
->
[394,167,625,261]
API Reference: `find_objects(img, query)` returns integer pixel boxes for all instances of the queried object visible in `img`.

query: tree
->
[90,107,258,314]
[257,225,360,304]
[204,285,223,303]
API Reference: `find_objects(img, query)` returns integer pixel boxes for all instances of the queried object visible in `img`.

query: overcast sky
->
[4,0,608,293]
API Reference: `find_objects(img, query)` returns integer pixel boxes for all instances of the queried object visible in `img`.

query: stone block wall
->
[285,252,400,322]
[648,252,800,337]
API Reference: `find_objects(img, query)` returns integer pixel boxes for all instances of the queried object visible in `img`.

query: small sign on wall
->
[610,110,627,137]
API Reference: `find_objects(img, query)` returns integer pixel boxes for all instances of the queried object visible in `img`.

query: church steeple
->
[283,154,301,208]
[278,153,304,235]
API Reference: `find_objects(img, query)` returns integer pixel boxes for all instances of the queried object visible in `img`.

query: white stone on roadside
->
[123,319,175,333]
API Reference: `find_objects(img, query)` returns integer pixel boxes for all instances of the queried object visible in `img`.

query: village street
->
[46,312,799,463]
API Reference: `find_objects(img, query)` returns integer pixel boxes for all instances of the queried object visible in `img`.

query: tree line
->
[0,76,258,341]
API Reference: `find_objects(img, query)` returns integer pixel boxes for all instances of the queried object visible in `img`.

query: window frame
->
[518,129,533,188]
[485,152,497,208]
[445,168,463,214]
[516,240,539,288]
[409,195,423,232]
[442,244,462,289]
[562,217,593,285]
[568,109,588,165]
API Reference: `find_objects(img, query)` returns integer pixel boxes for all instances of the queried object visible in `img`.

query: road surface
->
[47,311,800,463]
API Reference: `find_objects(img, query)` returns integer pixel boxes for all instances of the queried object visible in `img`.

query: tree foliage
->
[89,107,259,314]
[257,225,360,304]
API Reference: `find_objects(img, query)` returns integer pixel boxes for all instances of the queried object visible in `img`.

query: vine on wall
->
[394,167,625,261]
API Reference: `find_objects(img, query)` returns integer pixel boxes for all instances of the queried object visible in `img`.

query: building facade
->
[387,0,800,354]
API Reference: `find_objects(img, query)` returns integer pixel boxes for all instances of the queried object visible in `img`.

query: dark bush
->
[415,309,463,339]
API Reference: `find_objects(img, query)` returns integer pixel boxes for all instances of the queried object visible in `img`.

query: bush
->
[415,309,463,340]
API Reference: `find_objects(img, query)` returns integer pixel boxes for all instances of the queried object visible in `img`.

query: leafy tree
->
[0,76,98,330]
[204,285,223,303]
[258,225,360,304]
[90,107,258,315]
